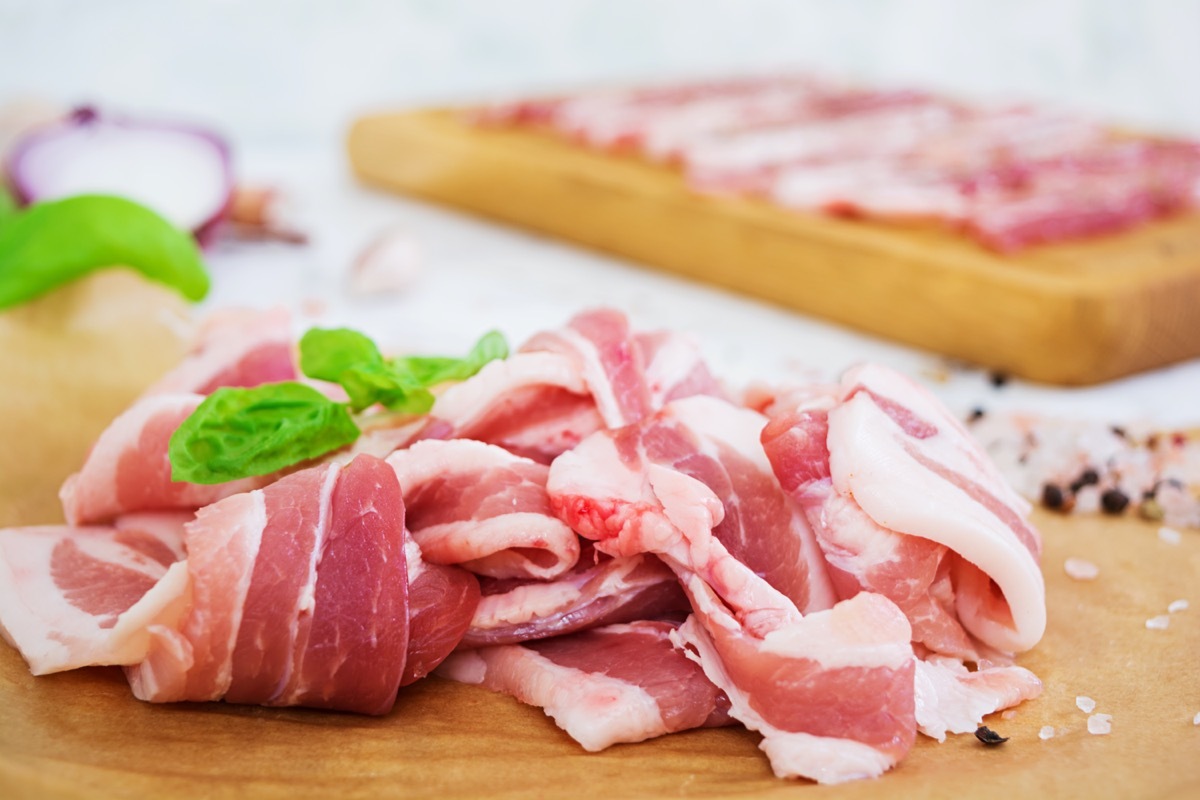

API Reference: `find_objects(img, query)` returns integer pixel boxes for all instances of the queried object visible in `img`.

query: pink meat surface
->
[547,395,915,783]
[402,531,481,687]
[387,439,580,580]
[420,350,604,463]
[59,394,265,525]
[129,455,411,715]
[142,306,297,396]
[462,544,688,648]
[0,513,191,675]
[438,620,732,751]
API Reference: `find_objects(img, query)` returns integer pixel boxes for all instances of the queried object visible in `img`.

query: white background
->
[2,0,1199,428]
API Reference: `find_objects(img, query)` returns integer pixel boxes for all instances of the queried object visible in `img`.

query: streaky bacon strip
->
[402,531,481,687]
[438,620,733,752]
[141,306,297,396]
[129,454,412,715]
[59,394,266,525]
[0,512,191,675]
[387,439,580,580]
[546,395,914,783]
[461,543,687,648]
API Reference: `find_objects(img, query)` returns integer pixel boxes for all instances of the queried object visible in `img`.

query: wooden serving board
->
[346,109,1200,387]
[2,510,1198,800]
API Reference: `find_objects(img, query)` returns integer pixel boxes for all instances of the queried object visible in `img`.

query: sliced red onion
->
[5,107,234,244]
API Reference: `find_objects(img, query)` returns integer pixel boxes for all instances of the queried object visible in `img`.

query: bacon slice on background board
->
[438,620,733,751]
[461,544,687,648]
[402,534,480,686]
[142,306,297,396]
[129,454,411,715]
[59,394,266,525]
[0,512,191,674]
[547,395,914,784]
[387,439,580,580]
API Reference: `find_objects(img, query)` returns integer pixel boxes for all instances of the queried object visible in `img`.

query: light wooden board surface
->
[2,272,1198,799]
[346,109,1200,387]
[2,467,1198,795]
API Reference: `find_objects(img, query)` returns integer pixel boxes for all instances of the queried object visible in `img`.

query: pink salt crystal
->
[1146,615,1171,630]
[1168,599,1189,614]
[1038,726,1055,740]
[1076,696,1097,714]
[1087,713,1113,735]
[1064,557,1100,580]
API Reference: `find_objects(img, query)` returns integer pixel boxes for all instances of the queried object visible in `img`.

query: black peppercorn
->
[1041,483,1066,510]
[975,726,1009,745]
[1100,489,1129,514]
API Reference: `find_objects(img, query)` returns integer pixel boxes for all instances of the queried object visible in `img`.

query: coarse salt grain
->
[1088,714,1113,735]
[1146,615,1171,630]
[1158,526,1183,545]
[1038,726,1055,740]
[1064,557,1100,580]
[1076,696,1097,713]
[1001,709,1017,720]
[1168,599,1189,613]
[1193,712,1200,726]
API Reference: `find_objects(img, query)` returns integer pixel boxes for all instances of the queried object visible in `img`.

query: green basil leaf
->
[0,194,209,310]
[169,382,359,484]
[299,327,384,383]
[390,330,509,386]
[337,362,430,414]
[0,188,16,229]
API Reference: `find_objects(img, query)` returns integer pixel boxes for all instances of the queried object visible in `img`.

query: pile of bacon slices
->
[0,308,1046,785]
[478,75,1200,251]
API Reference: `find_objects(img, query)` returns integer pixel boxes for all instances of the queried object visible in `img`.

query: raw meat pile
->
[477,75,1200,251]
[0,307,1046,785]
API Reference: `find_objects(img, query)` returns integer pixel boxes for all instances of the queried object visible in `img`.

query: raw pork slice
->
[402,532,481,687]
[129,454,411,715]
[761,363,1045,655]
[59,393,266,525]
[547,396,915,784]
[438,620,733,751]
[141,306,297,396]
[387,439,580,580]
[462,544,688,648]
[0,512,191,674]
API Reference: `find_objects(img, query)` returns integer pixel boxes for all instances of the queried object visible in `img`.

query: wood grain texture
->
[346,109,1200,387]
[1,510,1198,799]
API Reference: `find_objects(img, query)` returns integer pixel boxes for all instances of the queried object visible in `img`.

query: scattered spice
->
[1193,712,1200,726]
[1041,483,1068,511]
[1038,725,1056,740]
[974,726,1009,745]
[1069,469,1100,494]
[1100,488,1130,515]
[1168,599,1189,613]
[1076,696,1097,714]
[1087,714,1113,735]
[988,371,1010,388]
[967,406,986,422]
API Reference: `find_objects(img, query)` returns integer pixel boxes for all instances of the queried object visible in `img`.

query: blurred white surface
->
[1,0,1198,147]
[3,1,1199,426]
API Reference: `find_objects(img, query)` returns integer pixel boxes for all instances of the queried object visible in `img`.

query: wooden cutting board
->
[346,109,1200,387]
[1,508,1198,799]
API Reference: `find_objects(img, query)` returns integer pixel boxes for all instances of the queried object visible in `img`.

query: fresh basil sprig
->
[169,327,508,484]
[0,194,209,310]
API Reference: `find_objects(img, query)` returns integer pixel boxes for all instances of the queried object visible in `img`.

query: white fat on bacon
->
[914,656,1043,742]
[0,513,192,674]
[387,439,579,580]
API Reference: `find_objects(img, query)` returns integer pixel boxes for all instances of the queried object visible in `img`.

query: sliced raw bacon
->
[914,656,1043,742]
[0,512,191,674]
[522,308,655,428]
[59,393,266,525]
[762,363,1044,655]
[402,533,481,687]
[462,544,687,648]
[438,620,733,752]
[129,454,411,715]
[387,439,580,580]
[635,329,726,407]
[547,395,914,783]
[417,350,603,463]
[142,306,297,396]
